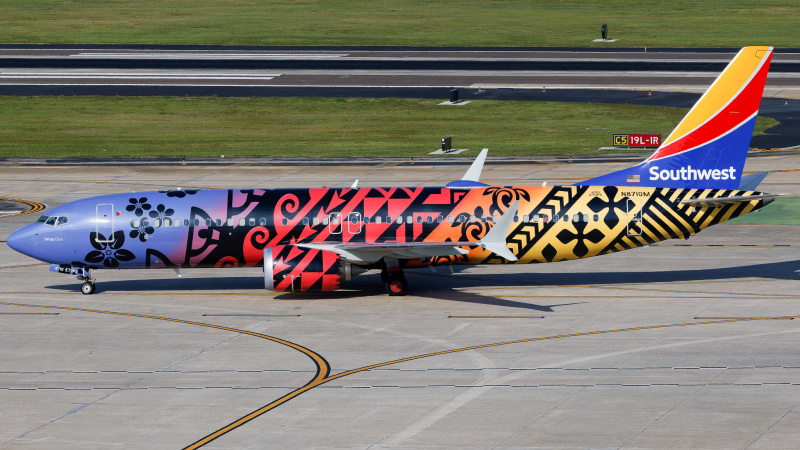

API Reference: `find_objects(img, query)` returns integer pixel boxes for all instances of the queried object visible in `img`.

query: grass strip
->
[728,197,800,226]
[0,96,777,159]
[1,1,799,47]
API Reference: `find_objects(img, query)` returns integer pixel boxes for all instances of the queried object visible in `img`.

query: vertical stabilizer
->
[577,46,773,189]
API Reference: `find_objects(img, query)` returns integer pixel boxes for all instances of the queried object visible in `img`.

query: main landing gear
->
[381,257,408,296]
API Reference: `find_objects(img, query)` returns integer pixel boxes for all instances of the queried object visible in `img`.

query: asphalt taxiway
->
[1,156,799,448]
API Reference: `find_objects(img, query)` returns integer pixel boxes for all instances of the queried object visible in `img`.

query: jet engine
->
[264,245,364,292]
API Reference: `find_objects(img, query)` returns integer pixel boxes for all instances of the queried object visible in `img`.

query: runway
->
[1,156,799,448]
[1,46,800,99]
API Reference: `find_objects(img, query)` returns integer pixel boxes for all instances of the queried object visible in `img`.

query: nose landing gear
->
[77,270,96,295]
[52,264,97,295]
[80,280,96,295]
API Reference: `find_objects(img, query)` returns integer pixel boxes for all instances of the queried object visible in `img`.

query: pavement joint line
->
[3,299,800,449]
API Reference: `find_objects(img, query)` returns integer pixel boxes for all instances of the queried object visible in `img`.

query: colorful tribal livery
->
[7,47,780,296]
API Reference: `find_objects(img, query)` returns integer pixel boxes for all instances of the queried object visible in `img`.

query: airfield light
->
[601,24,608,40]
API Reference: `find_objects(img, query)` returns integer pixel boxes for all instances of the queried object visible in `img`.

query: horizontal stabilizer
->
[681,193,782,208]
[738,172,768,191]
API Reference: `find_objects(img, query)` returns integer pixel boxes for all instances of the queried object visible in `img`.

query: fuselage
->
[8,185,767,271]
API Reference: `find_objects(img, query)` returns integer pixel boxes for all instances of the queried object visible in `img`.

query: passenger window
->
[142,218,149,226]
[163,218,171,227]
[153,219,161,228]
[259,218,266,226]
[396,217,403,224]
[184,219,190,226]
[131,219,139,228]
[470,215,476,223]
[174,219,180,227]
[542,215,549,223]
[375,216,382,224]
[553,214,559,222]
[426,216,432,224]
[323,217,329,225]
[303,217,309,225]
[313,217,320,225]
[513,215,519,223]
[448,216,454,223]
[364,216,370,224]
[194,219,201,226]
[226,218,233,226]
[332,216,339,225]
[493,215,499,222]
[416,216,423,224]
[205,219,212,226]
[239,218,245,226]
[594,214,599,222]
[406,216,412,224]
[282,218,288,225]
[249,218,255,226]
[437,215,443,223]
[563,215,569,222]
[573,215,580,222]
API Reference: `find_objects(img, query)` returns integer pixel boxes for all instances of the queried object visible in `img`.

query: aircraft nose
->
[7,226,32,256]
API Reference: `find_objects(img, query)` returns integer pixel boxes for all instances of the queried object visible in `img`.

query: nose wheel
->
[80,281,96,295]
[77,269,96,295]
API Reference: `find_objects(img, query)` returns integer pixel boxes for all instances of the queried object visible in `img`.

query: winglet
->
[446,148,490,189]
[478,200,519,261]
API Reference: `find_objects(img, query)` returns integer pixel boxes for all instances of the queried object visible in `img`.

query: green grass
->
[0,96,777,159]
[728,197,800,225]
[1,1,798,47]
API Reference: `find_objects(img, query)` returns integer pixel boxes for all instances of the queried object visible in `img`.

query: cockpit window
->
[39,215,68,226]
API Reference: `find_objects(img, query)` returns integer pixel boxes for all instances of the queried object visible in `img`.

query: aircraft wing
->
[680,193,783,208]
[297,200,520,264]
[297,241,471,263]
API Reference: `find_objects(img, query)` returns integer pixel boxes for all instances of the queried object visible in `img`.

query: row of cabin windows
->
[130,213,602,229]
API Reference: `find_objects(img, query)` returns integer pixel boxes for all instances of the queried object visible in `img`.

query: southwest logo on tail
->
[7,47,781,296]
[577,46,773,190]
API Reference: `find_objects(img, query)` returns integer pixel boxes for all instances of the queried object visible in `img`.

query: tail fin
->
[577,46,773,189]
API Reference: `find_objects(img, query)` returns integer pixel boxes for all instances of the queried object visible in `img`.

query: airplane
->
[7,46,780,296]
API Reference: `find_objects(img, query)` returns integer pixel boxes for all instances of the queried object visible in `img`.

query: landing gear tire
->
[384,275,408,296]
[80,282,96,295]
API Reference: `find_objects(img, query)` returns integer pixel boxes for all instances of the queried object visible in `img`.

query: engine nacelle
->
[264,245,363,292]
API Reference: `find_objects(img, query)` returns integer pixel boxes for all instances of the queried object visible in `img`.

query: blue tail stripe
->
[576,115,756,189]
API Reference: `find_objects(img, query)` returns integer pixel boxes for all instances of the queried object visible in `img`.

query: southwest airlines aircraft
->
[8,47,780,296]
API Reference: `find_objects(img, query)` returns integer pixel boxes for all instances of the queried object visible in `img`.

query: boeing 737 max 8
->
[7,46,780,296]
